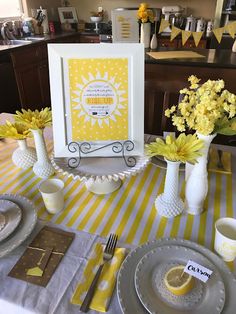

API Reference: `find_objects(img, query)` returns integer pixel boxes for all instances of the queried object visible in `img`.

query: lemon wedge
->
[164,265,194,296]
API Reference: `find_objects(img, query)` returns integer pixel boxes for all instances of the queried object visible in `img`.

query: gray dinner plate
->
[117,238,236,314]
[0,194,37,258]
[0,199,22,242]
[134,245,225,314]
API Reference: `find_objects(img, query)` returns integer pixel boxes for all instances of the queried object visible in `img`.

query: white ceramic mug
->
[214,217,236,262]
[39,178,64,214]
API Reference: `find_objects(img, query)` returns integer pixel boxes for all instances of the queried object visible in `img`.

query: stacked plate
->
[0,194,37,258]
[117,238,236,314]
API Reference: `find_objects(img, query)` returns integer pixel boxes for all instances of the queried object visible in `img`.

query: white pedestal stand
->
[51,155,149,195]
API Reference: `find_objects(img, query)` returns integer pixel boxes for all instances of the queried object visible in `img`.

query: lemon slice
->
[164,265,194,296]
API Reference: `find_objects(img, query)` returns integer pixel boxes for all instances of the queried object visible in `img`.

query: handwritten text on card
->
[184,260,213,283]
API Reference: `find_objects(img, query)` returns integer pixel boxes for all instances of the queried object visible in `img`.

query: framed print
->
[48,43,144,158]
[58,7,78,23]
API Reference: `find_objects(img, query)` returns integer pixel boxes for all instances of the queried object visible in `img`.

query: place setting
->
[117,237,236,314]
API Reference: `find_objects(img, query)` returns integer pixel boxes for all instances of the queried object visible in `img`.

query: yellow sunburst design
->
[68,58,129,141]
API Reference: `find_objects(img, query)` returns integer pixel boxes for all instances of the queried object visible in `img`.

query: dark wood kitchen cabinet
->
[10,44,50,110]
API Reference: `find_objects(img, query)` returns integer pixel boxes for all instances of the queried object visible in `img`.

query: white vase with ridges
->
[185,132,216,215]
[31,129,55,178]
[155,159,184,218]
[140,22,151,48]
[12,139,37,169]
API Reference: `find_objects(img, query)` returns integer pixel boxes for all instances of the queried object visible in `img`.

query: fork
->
[80,233,118,312]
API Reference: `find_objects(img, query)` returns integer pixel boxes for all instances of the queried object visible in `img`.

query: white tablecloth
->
[0,222,132,314]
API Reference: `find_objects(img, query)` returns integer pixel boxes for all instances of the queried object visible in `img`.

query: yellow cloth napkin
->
[71,243,126,312]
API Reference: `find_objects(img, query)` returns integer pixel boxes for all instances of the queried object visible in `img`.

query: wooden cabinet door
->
[157,38,178,48]
[10,44,50,110]
[180,39,207,48]
[79,35,100,43]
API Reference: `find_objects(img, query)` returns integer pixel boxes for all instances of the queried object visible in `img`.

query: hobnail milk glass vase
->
[155,159,184,218]
[185,132,216,215]
[31,128,55,178]
[140,22,151,48]
[12,139,37,169]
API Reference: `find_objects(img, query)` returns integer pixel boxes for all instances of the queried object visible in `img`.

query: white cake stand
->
[51,155,150,194]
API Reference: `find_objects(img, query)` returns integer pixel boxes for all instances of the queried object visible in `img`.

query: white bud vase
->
[31,129,55,178]
[232,39,236,52]
[155,159,184,218]
[185,133,216,215]
[140,22,151,48]
[12,139,37,169]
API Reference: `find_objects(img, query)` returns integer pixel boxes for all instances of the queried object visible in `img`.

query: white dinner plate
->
[0,194,37,258]
[0,199,22,242]
[117,238,236,314]
[134,245,225,314]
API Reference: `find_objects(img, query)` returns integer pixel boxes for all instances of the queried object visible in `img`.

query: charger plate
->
[134,245,225,314]
[0,199,22,242]
[117,238,236,314]
[0,194,37,258]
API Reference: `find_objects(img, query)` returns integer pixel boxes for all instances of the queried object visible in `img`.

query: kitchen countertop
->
[1,33,236,69]
[145,48,236,69]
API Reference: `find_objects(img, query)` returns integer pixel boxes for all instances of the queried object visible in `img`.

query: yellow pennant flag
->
[158,19,170,33]
[225,21,236,38]
[192,31,204,47]
[170,26,181,41]
[212,27,225,43]
[181,30,192,46]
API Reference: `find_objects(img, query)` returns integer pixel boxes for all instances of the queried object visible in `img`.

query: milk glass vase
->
[12,139,37,169]
[140,22,151,48]
[31,128,54,178]
[185,133,216,215]
[155,159,184,218]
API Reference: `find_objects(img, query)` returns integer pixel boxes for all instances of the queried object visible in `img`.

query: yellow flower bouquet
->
[0,121,30,140]
[14,107,52,130]
[145,134,203,164]
[137,3,154,23]
[165,75,236,136]
[147,134,204,218]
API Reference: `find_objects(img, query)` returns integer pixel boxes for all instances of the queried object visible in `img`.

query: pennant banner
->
[225,21,236,38]
[158,19,236,47]
[170,26,181,41]
[158,19,170,34]
[192,31,204,47]
[182,30,192,46]
[212,27,224,44]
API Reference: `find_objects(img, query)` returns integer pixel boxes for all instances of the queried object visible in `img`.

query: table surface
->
[0,113,236,313]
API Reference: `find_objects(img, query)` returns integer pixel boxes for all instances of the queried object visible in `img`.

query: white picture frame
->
[48,43,144,158]
[58,7,78,23]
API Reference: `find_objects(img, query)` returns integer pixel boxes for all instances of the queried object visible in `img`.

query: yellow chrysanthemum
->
[15,107,52,130]
[0,121,30,140]
[145,134,204,164]
[137,3,154,23]
[165,76,236,136]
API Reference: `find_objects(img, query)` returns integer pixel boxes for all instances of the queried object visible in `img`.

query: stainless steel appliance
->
[162,6,184,32]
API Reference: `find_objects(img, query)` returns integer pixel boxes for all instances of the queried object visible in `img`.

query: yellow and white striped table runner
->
[0,135,235,271]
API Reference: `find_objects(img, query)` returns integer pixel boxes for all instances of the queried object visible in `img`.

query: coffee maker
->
[162,6,184,32]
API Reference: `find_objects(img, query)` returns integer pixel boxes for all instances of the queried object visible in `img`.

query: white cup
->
[214,217,236,262]
[39,178,64,214]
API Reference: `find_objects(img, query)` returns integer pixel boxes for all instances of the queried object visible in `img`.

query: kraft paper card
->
[147,51,205,59]
[8,226,75,287]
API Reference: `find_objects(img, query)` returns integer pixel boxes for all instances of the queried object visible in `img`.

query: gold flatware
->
[80,234,118,312]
